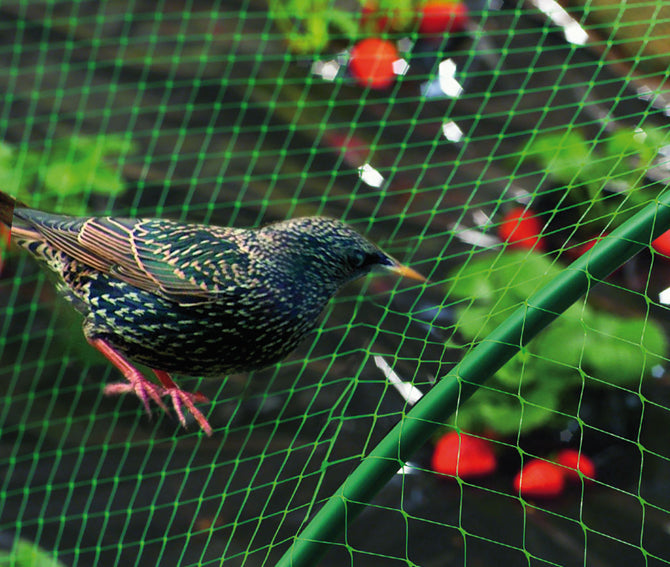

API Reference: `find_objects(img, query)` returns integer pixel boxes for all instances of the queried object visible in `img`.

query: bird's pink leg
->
[87,338,213,435]
[88,337,169,416]
[152,369,212,436]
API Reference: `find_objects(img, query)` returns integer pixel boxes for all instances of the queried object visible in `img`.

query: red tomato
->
[349,38,398,89]
[555,449,596,482]
[432,431,497,478]
[514,459,565,498]
[652,229,670,257]
[573,234,607,257]
[419,1,469,35]
[498,207,545,250]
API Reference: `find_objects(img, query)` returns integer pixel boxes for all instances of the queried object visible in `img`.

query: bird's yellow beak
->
[388,262,426,282]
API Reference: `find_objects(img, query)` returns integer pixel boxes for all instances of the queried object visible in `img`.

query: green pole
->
[275,192,670,567]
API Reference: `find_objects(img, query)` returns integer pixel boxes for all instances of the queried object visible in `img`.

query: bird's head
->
[260,217,425,292]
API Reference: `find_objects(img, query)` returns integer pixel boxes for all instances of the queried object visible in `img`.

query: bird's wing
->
[15,211,250,305]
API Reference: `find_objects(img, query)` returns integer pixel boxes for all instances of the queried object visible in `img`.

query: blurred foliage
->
[267,0,416,53]
[448,251,667,435]
[0,535,67,567]
[0,134,135,215]
[519,126,670,234]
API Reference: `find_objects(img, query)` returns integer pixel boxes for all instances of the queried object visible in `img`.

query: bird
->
[0,190,424,435]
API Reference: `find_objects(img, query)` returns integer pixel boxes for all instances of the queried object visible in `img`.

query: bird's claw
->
[104,379,212,436]
[90,338,213,435]
[164,388,213,437]
[104,377,169,415]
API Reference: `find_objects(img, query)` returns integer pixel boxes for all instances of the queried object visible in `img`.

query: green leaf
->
[41,161,82,196]
[87,164,126,195]
[453,304,497,340]
[447,249,667,435]
[639,126,670,165]
[0,536,67,567]
[530,316,585,369]
[582,315,667,386]
[523,130,591,185]
[0,141,15,163]
[454,380,564,435]
[605,126,670,170]
[495,356,526,388]
[450,252,563,322]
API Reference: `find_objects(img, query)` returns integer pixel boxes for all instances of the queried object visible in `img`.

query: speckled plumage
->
[7,194,423,435]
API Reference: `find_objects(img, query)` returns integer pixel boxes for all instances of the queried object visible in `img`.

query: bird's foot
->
[89,338,212,436]
[153,369,213,436]
[103,377,169,416]
[89,337,169,416]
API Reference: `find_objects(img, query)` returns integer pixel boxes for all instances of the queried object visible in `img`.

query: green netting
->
[2,1,670,566]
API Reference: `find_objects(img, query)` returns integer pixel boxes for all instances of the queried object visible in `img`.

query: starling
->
[2,190,424,435]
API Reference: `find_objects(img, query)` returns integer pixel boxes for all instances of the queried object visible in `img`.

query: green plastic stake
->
[276,192,670,567]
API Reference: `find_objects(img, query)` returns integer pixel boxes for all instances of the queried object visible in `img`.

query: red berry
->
[555,449,596,482]
[419,1,469,35]
[349,38,398,89]
[432,431,497,478]
[652,229,670,257]
[573,233,607,257]
[580,240,597,254]
[514,459,565,498]
[576,239,597,256]
[498,207,545,250]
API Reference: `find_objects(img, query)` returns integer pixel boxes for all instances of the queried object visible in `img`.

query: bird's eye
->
[349,250,368,269]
